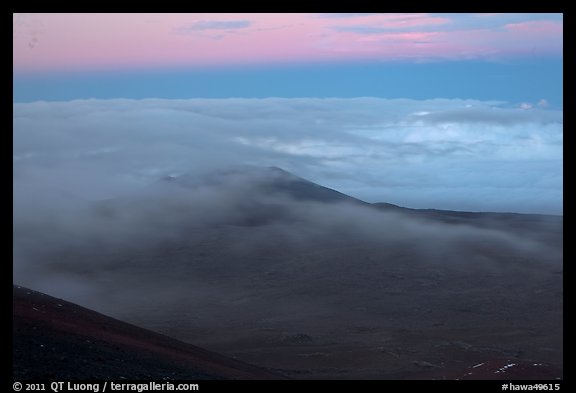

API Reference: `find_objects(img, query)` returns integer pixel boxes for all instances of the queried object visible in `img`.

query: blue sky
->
[13,59,563,108]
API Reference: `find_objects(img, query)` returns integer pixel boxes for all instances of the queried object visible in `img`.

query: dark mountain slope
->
[164,166,366,205]
[13,285,287,380]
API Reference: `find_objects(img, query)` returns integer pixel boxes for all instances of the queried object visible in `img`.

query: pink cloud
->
[332,13,451,30]
[505,20,563,34]
[12,13,563,73]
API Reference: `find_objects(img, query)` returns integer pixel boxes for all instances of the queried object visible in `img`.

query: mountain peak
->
[160,166,364,205]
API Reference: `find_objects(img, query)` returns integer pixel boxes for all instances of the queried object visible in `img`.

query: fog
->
[13,98,562,377]
[13,167,562,319]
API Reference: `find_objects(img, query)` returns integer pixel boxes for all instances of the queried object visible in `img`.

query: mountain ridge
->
[162,165,562,217]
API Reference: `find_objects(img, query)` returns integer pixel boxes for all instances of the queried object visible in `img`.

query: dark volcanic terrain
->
[14,167,563,379]
[13,285,285,380]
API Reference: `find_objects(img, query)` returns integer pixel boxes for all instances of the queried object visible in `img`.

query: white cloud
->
[13,97,563,214]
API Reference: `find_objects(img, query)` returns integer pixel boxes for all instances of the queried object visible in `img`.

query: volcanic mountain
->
[161,166,562,235]
[162,166,363,205]
[14,166,563,380]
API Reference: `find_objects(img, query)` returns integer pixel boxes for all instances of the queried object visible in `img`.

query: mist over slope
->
[13,167,562,379]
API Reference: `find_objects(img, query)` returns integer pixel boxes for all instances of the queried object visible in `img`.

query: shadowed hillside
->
[13,285,287,380]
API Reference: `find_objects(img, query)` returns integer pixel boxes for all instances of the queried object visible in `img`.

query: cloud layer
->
[13,97,562,214]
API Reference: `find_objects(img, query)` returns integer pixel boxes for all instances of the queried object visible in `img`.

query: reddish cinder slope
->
[13,285,287,380]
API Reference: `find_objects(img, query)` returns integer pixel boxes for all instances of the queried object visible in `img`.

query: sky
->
[12,13,563,214]
[13,13,563,105]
